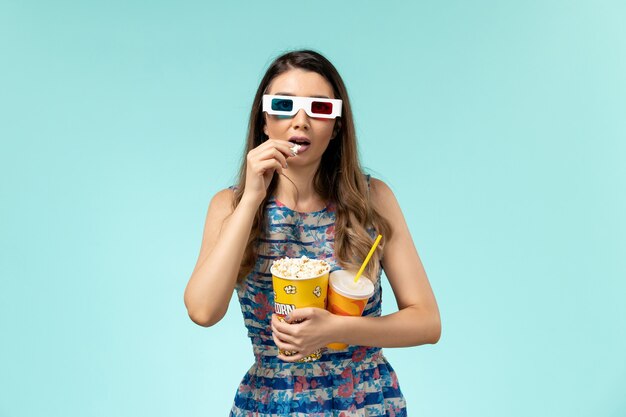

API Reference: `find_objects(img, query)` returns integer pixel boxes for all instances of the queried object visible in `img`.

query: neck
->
[275,163,325,211]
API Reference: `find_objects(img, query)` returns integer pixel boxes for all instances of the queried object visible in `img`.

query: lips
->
[289,136,311,154]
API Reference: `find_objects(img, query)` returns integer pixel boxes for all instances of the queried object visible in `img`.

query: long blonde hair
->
[234,50,392,282]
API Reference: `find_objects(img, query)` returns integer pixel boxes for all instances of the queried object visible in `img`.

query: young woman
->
[184,49,441,416]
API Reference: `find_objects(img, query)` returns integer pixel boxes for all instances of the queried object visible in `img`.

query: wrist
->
[328,313,349,345]
[238,193,263,212]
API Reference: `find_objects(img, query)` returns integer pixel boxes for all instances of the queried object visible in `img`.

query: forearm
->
[184,198,258,326]
[333,306,441,348]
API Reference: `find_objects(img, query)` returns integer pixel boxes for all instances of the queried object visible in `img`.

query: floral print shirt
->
[230,194,407,417]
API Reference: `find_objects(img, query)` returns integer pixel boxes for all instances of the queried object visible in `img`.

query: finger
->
[271,313,287,327]
[252,159,284,176]
[264,139,293,150]
[249,148,288,173]
[271,314,287,332]
[272,330,299,352]
[255,139,294,158]
[271,329,286,348]
[266,138,297,154]
[271,314,284,330]
[257,147,288,169]
[285,307,314,324]
[277,352,303,362]
[271,316,297,341]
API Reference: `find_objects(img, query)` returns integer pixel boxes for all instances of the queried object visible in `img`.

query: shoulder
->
[212,187,236,203]
[369,177,396,205]
[207,187,236,216]
[368,177,404,219]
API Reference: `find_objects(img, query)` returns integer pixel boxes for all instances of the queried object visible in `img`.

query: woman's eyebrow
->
[273,92,332,99]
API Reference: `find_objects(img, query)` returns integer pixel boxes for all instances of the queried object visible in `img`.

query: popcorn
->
[284,285,297,294]
[271,256,330,279]
[290,143,302,156]
[313,285,322,298]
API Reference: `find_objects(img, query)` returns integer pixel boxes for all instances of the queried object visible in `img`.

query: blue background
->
[1,1,625,416]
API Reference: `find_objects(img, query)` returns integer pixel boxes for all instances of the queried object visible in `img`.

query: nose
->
[290,109,310,130]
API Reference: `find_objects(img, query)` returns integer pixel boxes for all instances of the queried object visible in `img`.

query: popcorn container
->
[270,257,330,362]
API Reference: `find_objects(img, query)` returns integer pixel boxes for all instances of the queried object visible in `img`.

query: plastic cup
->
[271,261,329,362]
[326,270,375,350]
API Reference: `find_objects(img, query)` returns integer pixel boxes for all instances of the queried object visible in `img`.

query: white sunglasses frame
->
[262,95,343,119]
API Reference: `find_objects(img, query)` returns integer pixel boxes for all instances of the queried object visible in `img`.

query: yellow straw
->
[354,234,382,283]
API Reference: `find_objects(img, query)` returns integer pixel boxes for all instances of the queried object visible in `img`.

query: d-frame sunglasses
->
[262,95,343,119]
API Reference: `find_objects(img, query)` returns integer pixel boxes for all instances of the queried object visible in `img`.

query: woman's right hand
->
[242,139,294,206]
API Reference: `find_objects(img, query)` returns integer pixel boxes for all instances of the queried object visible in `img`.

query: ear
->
[263,113,269,136]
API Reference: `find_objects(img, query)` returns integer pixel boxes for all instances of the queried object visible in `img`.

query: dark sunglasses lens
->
[311,101,333,115]
[271,98,293,112]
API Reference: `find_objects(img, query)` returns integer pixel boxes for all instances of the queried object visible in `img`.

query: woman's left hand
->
[271,308,340,362]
